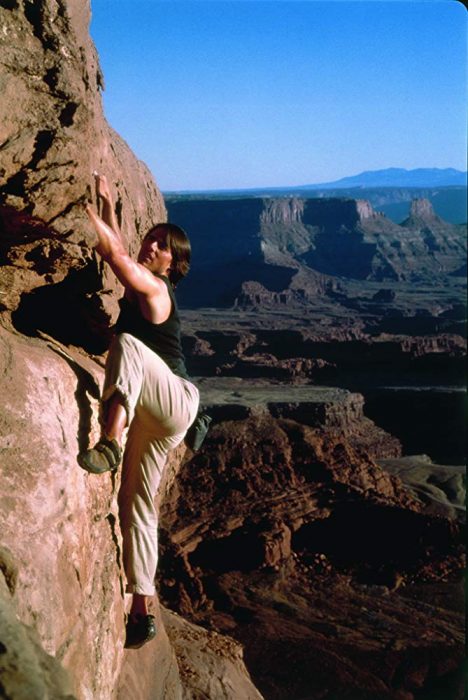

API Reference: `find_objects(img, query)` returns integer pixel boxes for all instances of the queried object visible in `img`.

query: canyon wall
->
[157,407,464,699]
[0,2,464,699]
[167,196,466,308]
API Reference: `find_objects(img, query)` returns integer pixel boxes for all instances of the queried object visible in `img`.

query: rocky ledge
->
[196,378,401,459]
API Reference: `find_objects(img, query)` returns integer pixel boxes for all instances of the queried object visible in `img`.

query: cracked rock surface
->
[0,0,165,348]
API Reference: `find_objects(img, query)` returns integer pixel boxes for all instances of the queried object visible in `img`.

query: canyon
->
[0,1,465,699]
[166,195,466,305]
[164,110,465,700]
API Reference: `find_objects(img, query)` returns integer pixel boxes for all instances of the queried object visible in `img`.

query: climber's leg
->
[117,344,198,648]
[78,333,146,474]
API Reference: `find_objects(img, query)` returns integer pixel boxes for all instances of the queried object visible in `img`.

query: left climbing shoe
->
[124,613,157,650]
[77,437,122,474]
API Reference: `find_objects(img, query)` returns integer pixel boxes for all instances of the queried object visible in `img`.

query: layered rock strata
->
[182,321,466,388]
[167,196,467,308]
[194,379,402,458]
[158,411,465,699]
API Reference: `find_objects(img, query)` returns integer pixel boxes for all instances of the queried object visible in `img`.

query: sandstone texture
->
[0,325,124,699]
[116,604,263,700]
[0,0,165,351]
[0,326,263,699]
[162,608,263,700]
[0,568,75,700]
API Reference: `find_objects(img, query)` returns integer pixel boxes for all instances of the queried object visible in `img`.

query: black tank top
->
[114,273,189,379]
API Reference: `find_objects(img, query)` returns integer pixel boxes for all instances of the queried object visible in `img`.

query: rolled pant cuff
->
[125,583,156,596]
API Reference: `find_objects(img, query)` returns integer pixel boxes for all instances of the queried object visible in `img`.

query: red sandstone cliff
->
[0,0,165,348]
[157,411,464,699]
[0,2,262,697]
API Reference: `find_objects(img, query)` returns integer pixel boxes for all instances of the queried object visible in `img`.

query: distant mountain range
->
[299,168,467,189]
[167,168,467,196]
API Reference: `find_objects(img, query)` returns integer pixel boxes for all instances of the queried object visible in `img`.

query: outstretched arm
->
[85,205,162,297]
[93,172,121,240]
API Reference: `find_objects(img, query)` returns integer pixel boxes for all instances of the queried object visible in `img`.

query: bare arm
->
[93,173,121,240]
[85,205,163,298]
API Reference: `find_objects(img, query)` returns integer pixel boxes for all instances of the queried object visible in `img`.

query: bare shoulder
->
[147,273,169,296]
[135,274,172,323]
[126,260,166,297]
[134,269,171,302]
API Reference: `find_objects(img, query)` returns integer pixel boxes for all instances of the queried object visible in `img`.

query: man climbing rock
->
[78,174,199,649]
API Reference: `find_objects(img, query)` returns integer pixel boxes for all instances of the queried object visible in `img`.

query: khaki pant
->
[102,333,199,596]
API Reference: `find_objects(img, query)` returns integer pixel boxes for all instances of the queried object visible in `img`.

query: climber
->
[78,173,199,650]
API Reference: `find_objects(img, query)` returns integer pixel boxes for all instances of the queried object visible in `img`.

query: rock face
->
[0,2,465,699]
[0,326,263,700]
[0,3,263,698]
[166,196,466,308]
[0,0,165,352]
[162,609,263,700]
[0,326,124,698]
[0,563,75,700]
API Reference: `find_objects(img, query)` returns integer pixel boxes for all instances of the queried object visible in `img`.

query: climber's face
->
[138,227,173,277]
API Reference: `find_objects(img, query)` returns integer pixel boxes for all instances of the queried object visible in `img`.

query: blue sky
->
[90,1,467,191]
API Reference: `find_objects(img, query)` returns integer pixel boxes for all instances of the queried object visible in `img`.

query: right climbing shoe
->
[77,437,122,474]
[124,613,157,650]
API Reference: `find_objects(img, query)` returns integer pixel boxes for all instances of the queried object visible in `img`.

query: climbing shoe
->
[77,437,121,474]
[124,614,157,650]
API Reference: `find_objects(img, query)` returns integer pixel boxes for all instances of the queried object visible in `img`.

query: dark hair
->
[144,222,191,287]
